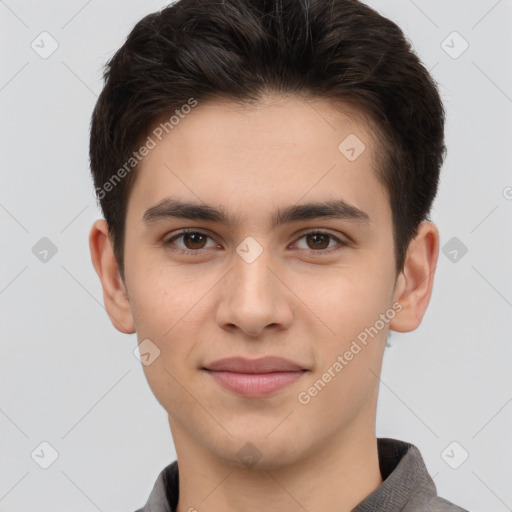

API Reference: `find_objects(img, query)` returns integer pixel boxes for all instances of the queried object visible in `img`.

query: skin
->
[89,94,439,512]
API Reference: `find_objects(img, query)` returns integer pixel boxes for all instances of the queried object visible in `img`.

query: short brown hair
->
[89,0,446,280]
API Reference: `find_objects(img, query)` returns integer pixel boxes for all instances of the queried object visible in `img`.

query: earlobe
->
[389,221,440,333]
[89,219,136,334]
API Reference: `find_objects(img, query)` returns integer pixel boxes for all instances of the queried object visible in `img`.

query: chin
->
[212,433,305,471]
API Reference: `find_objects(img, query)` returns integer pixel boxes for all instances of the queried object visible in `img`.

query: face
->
[121,94,401,469]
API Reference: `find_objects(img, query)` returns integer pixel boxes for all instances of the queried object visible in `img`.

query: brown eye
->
[181,232,208,250]
[163,230,217,254]
[293,230,348,254]
[305,233,331,250]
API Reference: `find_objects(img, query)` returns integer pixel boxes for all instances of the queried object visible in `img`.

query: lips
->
[203,356,307,397]
[204,356,305,373]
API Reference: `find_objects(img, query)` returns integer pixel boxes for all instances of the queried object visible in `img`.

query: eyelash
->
[162,229,349,256]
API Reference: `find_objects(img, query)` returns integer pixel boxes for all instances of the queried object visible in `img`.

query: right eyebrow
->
[141,197,371,229]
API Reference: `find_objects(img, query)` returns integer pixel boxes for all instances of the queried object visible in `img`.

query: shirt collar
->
[353,438,437,511]
[137,438,447,512]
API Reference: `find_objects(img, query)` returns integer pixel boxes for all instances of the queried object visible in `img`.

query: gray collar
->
[136,438,468,512]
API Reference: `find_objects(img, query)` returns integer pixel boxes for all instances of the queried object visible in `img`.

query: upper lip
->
[204,356,306,373]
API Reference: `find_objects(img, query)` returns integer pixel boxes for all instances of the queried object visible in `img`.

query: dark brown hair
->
[89,0,446,280]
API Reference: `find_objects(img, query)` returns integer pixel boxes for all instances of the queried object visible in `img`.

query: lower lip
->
[205,370,305,397]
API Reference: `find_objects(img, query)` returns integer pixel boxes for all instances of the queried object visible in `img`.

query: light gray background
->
[1,1,511,511]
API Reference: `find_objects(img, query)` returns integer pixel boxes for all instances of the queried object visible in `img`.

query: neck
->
[172,419,383,512]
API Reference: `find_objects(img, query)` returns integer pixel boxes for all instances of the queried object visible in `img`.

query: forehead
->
[127,94,390,228]
[144,94,375,165]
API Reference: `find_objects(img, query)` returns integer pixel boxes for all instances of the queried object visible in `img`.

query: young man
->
[88,0,468,510]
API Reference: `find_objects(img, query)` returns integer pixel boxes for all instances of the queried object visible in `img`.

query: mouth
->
[202,356,308,397]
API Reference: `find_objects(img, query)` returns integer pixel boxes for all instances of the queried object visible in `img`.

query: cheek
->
[127,260,220,400]
[296,284,390,432]
[302,262,392,339]
[127,255,208,336]
[131,271,205,410]
[299,259,393,400]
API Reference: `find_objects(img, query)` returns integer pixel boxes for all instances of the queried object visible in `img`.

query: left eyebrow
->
[141,197,371,229]
[273,199,371,226]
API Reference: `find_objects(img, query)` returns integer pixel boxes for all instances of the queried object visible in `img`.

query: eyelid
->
[162,228,350,254]
[292,227,351,245]
[289,229,350,254]
[163,228,220,253]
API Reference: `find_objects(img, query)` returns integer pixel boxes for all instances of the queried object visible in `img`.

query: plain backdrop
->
[1,1,511,511]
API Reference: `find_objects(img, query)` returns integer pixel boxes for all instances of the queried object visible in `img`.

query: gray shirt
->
[135,438,469,511]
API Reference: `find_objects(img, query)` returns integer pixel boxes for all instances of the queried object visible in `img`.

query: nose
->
[215,246,293,338]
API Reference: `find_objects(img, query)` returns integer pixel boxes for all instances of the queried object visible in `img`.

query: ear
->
[89,219,135,334]
[389,221,440,333]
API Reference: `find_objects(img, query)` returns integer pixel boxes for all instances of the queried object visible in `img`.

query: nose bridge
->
[231,239,277,306]
[216,237,293,336]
